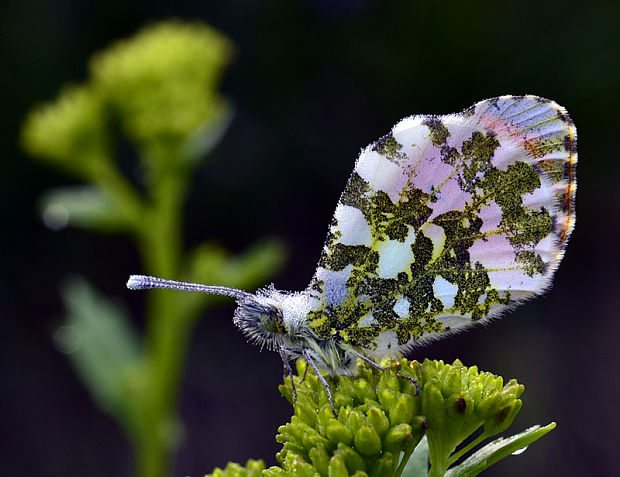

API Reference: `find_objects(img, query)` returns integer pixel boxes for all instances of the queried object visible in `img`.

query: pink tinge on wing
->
[469,234,516,270]
[489,140,526,170]
[533,234,559,264]
[478,200,502,234]
[428,176,471,221]
[522,185,554,210]
[487,268,544,297]
[408,145,454,191]
[477,110,532,146]
[445,120,477,149]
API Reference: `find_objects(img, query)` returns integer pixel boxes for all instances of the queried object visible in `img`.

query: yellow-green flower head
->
[90,20,233,149]
[269,359,524,477]
[21,85,108,174]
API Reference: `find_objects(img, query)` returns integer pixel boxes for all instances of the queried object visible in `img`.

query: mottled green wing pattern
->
[305,95,577,357]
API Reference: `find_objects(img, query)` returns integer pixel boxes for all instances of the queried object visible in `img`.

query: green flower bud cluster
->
[22,20,232,177]
[207,459,266,477]
[264,359,525,477]
[418,360,524,476]
[90,21,232,153]
[21,84,109,176]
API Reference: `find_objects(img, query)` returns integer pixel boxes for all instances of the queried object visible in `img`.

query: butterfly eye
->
[259,308,285,334]
[239,301,285,334]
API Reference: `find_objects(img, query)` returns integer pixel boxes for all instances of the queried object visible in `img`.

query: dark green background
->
[2,0,618,475]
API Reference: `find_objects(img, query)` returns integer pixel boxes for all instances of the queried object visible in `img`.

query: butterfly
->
[128,95,577,414]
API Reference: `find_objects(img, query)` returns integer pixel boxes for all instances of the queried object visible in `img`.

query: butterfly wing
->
[306,95,577,357]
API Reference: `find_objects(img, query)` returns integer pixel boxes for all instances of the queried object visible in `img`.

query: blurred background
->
[2,0,619,476]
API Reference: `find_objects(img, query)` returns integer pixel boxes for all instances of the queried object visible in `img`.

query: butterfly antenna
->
[126,275,254,301]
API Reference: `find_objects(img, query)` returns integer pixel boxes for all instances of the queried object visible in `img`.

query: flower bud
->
[368,452,394,477]
[365,406,390,437]
[326,419,354,447]
[383,423,412,454]
[388,393,415,425]
[308,447,329,476]
[335,443,367,474]
[327,453,349,477]
[353,425,382,456]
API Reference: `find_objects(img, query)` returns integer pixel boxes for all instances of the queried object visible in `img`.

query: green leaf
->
[181,101,234,165]
[401,436,429,477]
[56,277,142,430]
[188,239,287,290]
[40,186,131,232]
[444,423,556,477]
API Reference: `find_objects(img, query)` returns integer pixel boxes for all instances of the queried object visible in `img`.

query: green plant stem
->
[134,293,196,477]
[394,437,417,477]
[427,436,452,477]
[131,160,197,477]
[447,430,488,466]
[87,153,145,225]
[89,150,192,477]
[140,169,187,276]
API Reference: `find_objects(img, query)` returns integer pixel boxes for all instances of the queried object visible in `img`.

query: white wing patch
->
[432,277,458,309]
[334,204,372,246]
[377,228,416,279]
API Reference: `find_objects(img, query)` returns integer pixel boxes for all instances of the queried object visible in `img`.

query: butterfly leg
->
[278,347,297,403]
[350,350,420,395]
[299,359,309,383]
[302,349,337,417]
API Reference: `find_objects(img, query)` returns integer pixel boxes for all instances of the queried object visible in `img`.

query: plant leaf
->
[444,423,556,477]
[189,239,287,290]
[181,101,234,165]
[40,186,130,232]
[401,435,429,477]
[56,277,142,430]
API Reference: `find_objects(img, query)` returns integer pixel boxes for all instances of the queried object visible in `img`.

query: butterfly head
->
[233,286,314,351]
[239,300,285,333]
[233,296,287,349]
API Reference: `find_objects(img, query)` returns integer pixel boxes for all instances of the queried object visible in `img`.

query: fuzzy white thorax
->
[256,286,313,335]
[239,286,358,376]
